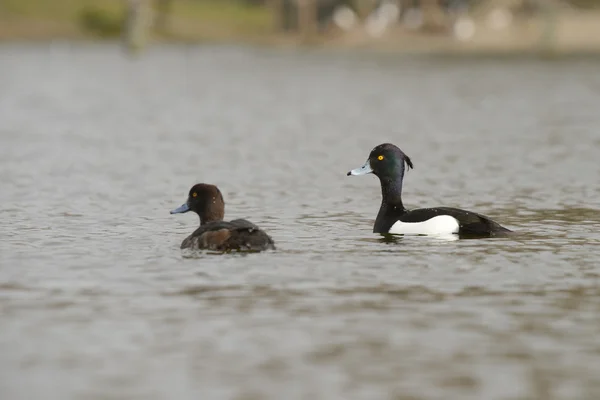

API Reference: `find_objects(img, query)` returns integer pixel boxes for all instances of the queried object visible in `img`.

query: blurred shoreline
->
[1,1,600,57]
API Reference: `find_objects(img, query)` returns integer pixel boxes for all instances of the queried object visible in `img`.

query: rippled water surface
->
[1,43,600,400]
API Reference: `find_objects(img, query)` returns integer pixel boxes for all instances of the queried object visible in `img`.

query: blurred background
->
[2,1,600,400]
[1,0,600,55]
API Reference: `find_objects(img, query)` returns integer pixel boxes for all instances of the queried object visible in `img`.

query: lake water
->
[1,43,599,400]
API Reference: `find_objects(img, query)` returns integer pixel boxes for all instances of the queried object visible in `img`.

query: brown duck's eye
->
[192,192,197,198]
[377,155,384,161]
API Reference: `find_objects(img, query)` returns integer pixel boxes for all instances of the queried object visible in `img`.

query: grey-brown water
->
[1,43,600,400]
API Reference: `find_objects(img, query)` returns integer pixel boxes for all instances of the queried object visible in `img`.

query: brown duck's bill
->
[170,203,190,214]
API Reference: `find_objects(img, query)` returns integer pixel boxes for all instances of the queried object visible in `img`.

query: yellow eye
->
[377,155,384,161]
[192,192,197,198]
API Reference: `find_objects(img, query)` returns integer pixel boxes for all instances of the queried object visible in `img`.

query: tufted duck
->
[170,183,276,252]
[347,143,512,238]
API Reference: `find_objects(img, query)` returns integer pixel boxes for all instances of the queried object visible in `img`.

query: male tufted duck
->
[170,183,276,252]
[347,143,512,238]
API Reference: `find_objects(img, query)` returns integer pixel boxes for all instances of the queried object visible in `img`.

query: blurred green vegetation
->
[0,0,272,40]
[569,0,600,7]
[79,6,124,37]
[1,0,600,54]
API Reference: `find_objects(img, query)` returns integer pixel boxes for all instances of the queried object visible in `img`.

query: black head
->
[170,183,225,225]
[347,143,413,180]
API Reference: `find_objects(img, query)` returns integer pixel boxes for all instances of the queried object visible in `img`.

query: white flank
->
[388,215,459,236]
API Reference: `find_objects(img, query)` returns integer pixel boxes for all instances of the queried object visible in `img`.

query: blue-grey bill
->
[170,203,190,214]
[347,160,373,176]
